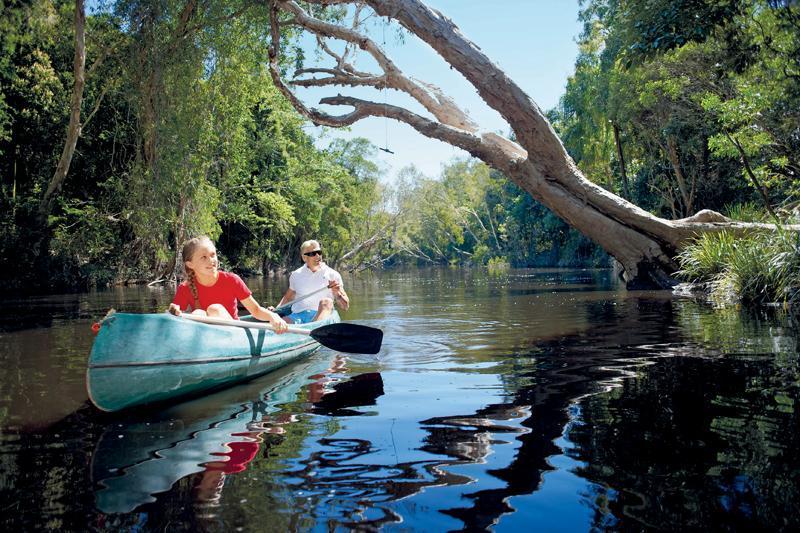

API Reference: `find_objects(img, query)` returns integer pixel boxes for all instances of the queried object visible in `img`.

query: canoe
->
[86,310,340,412]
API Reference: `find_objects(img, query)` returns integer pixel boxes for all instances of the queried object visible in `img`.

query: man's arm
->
[328,279,349,311]
[276,288,296,308]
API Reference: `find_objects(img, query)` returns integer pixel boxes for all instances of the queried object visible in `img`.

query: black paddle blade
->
[309,323,383,354]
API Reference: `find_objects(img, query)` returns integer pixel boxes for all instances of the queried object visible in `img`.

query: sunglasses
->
[303,250,323,257]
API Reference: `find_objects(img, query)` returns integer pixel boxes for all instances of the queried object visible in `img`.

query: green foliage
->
[563,0,799,219]
[387,159,608,269]
[2,0,798,295]
[676,231,737,282]
[50,199,122,286]
[0,0,386,290]
[723,202,768,223]
[678,230,800,307]
[486,256,510,275]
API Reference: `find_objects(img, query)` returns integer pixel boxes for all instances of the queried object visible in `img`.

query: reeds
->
[677,229,800,307]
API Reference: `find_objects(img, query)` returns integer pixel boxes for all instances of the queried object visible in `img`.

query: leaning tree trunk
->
[38,0,85,225]
[267,0,795,288]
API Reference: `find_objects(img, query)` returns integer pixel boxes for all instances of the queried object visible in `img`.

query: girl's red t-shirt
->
[172,271,251,319]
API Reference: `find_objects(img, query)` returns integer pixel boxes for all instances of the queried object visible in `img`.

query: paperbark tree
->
[38,0,86,224]
[266,0,795,288]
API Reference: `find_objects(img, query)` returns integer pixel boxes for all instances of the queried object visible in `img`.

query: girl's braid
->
[186,268,200,311]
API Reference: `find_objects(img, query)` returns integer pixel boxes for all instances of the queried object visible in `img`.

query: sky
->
[296,0,584,182]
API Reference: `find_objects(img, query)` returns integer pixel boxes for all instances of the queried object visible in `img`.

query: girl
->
[168,236,288,333]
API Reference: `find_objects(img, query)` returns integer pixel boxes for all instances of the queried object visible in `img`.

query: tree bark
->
[612,123,630,200]
[727,133,778,221]
[38,0,86,223]
[665,137,693,217]
[269,0,798,288]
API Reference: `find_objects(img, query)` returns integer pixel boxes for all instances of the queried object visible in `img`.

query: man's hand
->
[328,279,343,297]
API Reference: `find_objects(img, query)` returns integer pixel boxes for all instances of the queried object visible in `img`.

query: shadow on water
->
[1,269,798,531]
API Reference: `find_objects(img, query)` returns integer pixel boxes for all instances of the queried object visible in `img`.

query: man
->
[275,240,349,323]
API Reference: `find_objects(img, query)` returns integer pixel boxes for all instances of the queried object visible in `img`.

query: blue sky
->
[298,1,583,181]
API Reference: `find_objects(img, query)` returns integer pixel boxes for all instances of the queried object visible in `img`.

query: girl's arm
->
[241,296,289,333]
[168,285,192,316]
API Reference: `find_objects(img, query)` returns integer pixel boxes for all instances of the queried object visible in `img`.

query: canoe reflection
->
[91,354,384,514]
[310,372,384,416]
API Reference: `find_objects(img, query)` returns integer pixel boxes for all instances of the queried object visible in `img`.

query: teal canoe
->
[86,311,339,412]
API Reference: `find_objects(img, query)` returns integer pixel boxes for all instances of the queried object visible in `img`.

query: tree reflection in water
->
[270,299,799,531]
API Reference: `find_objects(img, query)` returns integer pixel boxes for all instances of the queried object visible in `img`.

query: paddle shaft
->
[274,285,330,315]
[181,313,310,335]
[179,311,383,355]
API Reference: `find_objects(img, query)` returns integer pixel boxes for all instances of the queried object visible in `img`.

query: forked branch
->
[272,0,478,131]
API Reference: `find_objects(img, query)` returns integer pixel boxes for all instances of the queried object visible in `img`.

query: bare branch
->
[277,0,800,288]
[314,35,371,76]
[339,213,399,264]
[291,73,387,89]
[82,80,110,129]
[318,96,523,172]
[363,0,563,165]
[277,0,477,131]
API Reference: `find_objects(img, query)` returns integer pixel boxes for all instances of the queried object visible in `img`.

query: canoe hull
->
[86,311,338,412]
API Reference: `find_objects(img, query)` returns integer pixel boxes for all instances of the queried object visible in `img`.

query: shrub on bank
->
[677,229,800,307]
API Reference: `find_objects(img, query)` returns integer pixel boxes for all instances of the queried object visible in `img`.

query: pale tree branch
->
[318,96,522,173]
[314,35,371,76]
[341,2,367,68]
[277,0,477,131]
[38,0,86,222]
[82,80,110,129]
[338,211,401,265]
[395,241,434,263]
[291,73,386,88]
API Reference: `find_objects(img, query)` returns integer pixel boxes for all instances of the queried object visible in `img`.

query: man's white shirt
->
[288,263,344,313]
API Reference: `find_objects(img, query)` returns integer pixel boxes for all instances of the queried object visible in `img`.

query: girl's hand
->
[271,316,289,334]
[168,303,182,316]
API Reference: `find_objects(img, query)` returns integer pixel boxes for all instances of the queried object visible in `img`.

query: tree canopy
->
[1,0,798,292]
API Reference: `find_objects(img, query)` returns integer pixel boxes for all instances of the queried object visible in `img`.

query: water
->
[1,268,798,531]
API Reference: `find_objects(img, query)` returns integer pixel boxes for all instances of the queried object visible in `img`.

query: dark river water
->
[1,268,798,531]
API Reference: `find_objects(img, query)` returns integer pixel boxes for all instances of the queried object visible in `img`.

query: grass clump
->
[676,231,737,281]
[677,230,800,307]
[486,256,511,275]
[723,202,769,223]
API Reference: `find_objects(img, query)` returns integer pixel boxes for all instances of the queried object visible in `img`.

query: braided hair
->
[181,235,214,311]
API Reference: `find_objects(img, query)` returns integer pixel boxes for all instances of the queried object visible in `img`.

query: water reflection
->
[89,354,385,515]
[1,269,799,531]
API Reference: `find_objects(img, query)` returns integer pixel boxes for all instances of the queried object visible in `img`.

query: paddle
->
[180,313,383,355]
[273,285,330,317]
